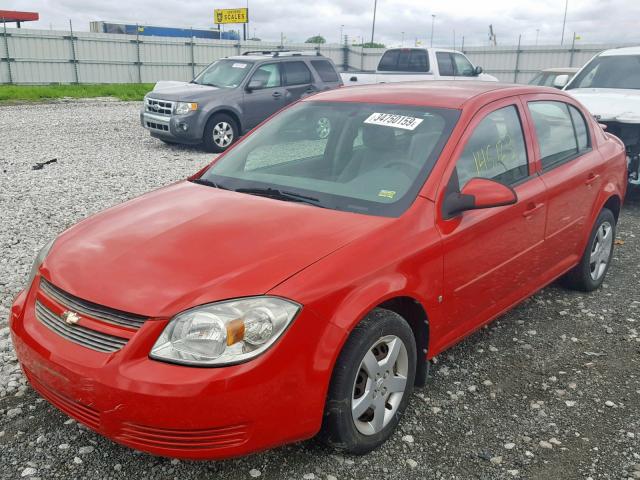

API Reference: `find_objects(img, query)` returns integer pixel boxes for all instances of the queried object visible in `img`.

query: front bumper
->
[10,279,344,459]
[140,110,203,145]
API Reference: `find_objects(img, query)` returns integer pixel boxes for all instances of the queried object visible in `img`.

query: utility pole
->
[535,28,539,46]
[370,0,378,46]
[560,0,568,45]
[430,14,436,47]
[401,31,404,47]
[340,24,344,45]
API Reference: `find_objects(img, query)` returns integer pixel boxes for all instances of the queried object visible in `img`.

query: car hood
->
[566,88,640,123]
[42,182,388,318]
[148,81,226,102]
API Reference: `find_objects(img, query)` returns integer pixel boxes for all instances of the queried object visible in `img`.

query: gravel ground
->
[1,100,639,480]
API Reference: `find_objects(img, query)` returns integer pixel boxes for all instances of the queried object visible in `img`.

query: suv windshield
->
[193,59,254,88]
[567,55,640,90]
[199,102,460,217]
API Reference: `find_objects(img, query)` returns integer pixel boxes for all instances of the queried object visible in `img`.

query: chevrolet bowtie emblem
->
[61,311,81,325]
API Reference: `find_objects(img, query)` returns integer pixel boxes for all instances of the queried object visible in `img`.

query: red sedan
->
[10,82,627,459]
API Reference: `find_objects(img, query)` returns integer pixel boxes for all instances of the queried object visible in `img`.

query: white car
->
[341,48,498,85]
[564,46,640,185]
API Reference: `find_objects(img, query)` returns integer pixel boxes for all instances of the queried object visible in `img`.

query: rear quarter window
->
[311,60,340,82]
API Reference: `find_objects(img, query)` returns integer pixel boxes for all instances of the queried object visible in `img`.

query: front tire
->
[203,113,238,153]
[562,208,616,291]
[321,308,416,454]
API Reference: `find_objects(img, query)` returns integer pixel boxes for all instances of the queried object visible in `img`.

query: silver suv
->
[140,51,343,152]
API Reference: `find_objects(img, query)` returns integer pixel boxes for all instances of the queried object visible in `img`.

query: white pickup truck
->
[564,46,640,185]
[341,47,498,85]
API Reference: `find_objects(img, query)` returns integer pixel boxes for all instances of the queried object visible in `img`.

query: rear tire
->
[203,113,239,153]
[321,308,416,454]
[562,208,616,292]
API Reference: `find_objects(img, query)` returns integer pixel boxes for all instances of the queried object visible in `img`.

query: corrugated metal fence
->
[0,27,634,85]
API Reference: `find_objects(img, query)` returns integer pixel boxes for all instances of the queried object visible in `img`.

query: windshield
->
[193,59,253,88]
[567,55,640,90]
[199,102,460,217]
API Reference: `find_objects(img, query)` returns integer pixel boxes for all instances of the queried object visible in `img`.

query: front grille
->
[40,278,146,329]
[145,121,169,131]
[116,422,250,451]
[145,97,174,115]
[35,301,129,353]
[24,367,101,430]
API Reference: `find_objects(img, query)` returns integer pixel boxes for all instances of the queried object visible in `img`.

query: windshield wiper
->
[234,187,326,208]
[190,178,227,189]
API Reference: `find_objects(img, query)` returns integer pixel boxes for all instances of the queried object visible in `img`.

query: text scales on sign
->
[214,8,249,24]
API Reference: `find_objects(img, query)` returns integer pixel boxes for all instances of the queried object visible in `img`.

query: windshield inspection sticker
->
[232,63,248,68]
[378,189,397,199]
[364,113,424,130]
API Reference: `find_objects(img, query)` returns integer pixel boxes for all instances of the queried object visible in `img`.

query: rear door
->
[282,61,315,103]
[436,98,548,348]
[521,94,605,276]
[242,62,286,130]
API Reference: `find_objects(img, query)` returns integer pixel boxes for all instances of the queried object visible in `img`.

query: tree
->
[305,35,326,44]
[353,41,385,48]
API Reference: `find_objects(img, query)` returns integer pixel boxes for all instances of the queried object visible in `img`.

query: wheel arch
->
[205,108,243,135]
[602,193,621,222]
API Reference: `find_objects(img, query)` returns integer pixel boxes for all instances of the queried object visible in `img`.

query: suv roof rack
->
[241,50,322,57]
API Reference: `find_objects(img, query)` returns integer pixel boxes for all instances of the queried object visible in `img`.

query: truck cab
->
[341,47,498,85]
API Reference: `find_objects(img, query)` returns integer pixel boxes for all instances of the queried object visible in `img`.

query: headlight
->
[150,297,300,366]
[27,238,55,288]
[174,102,198,115]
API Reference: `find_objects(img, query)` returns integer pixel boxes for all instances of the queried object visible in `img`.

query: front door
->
[243,63,286,130]
[436,99,548,349]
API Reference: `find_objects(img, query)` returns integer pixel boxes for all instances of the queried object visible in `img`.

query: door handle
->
[272,91,282,98]
[523,202,544,218]
[585,172,600,186]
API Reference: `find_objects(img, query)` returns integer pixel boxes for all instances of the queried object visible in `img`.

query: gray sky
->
[5,0,640,47]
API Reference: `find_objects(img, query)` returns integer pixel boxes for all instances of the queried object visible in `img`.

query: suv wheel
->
[203,114,239,153]
[321,308,416,454]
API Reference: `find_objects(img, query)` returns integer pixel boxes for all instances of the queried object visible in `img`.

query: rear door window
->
[528,101,588,169]
[455,105,529,188]
[283,61,312,86]
[569,105,590,151]
[311,60,340,82]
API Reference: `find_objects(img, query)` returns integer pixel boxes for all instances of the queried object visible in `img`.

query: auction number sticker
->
[364,113,423,130]
[232,63,248,68]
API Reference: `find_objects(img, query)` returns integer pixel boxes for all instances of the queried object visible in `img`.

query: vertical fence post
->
[68,19,79,84]
[190,28,195,79]
[569,32,576,67]
[2,20,13,84]
[135,25,142,83]
[342,35,348,71]
[513,34,521,83]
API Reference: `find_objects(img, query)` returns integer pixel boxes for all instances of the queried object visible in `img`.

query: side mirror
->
[246,79,265,92]
[553,74,570,89]
[474,65,483,76]
[442,177,517,219]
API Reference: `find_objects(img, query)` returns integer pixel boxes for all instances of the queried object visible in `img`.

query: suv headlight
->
[27,238,55,288]
[175,102,198,115]
[150,297,300,366]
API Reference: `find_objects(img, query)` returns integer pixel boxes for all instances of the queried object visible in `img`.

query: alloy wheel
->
[589,221,613,281]
[212,121,234,148]
[351,335,409,436]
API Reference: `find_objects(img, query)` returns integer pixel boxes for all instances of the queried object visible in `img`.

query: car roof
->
[304,81,554,109]
[541,67,579,73]
[600,46,640,56]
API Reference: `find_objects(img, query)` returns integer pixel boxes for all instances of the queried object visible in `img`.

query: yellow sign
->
[214,8,249,24]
